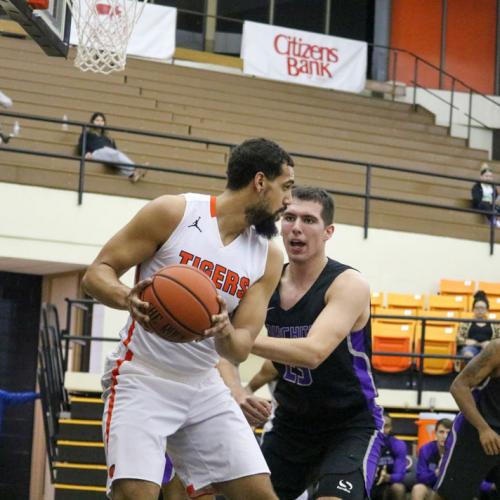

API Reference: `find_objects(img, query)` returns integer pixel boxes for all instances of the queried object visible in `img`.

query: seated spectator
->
[78,112,147,183]
[471,162,500,228]
[372,414,408,500]
[0,89,13,108]
[0,89,14,144]
[457,290,500,364]
[411,418,452,499]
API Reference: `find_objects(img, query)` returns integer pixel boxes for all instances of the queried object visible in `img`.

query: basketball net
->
[66,0,147,74]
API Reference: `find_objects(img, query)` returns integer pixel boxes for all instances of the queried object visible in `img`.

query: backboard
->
[0,0,70,56]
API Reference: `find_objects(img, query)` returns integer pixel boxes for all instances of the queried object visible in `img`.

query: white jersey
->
[108,193,269,375]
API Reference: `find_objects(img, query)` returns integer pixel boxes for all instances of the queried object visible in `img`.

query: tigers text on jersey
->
[108,193,269,375]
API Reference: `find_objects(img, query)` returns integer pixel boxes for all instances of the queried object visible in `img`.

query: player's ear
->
[324,224,335,240]
[254,172,265,193]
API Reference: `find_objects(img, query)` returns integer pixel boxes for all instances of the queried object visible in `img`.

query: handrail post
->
[449,78,455,130]
[391,50,398,102]
[364,165,371,239]
[78,125,87,205]
[413,57,419,110]
[490,202,496,255]
[417,318,426,405]
[63,299,73,372]
[467,89,473,145]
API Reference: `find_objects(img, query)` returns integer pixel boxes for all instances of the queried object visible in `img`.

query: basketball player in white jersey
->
[82,138,295,500]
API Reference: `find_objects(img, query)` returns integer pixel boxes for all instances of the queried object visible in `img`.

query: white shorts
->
[102,355,269,497]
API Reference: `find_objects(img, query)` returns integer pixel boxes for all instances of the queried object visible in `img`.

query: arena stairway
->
[54,395,107,500]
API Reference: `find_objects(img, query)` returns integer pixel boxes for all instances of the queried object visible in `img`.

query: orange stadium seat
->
[372,322,414,372]
[418,309,460,327]
[374,307,417,324]
[477,281,500,296]
[415,324,457,375]
[487,296,500,312]
[386,293,425,311]
[439,279,474,296]
[371,292,384,312]
[428,294,468,312]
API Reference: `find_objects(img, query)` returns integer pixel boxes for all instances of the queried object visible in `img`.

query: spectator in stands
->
[0,88,14,144]
[371,414,408,500]
[471,162,500,228]
[457,290,500,364]
[77,112,147,183]
[0,89,13,109]
[410,418,452,500]
[0,389,39,436]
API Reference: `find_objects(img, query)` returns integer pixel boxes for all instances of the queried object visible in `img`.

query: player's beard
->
[245,200,282,239]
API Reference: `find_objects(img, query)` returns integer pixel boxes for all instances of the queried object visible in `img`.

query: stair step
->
[55,462,107,487]
[58,419,102,441]
[57,440,105,465]
[55,483,106,500]
[70,396,104,420]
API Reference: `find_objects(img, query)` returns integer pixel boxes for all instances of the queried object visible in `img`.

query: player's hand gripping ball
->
[140,264,220,342]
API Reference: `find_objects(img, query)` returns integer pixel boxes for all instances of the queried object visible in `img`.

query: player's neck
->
[287,255,328,288]
[214,191,251,244]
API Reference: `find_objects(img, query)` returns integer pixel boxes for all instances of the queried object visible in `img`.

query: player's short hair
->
[292,186,334,225]
[435,418,453,431]
[226,138,294,190]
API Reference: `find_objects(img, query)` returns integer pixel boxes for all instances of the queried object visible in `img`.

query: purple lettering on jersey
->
[266,323,313,386]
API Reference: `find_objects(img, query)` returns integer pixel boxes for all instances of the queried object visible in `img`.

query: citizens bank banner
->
[70,3,176,62]
[241,21,367,93]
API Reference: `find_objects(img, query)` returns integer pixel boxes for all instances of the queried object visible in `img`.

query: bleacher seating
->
[371,322,414,373]
[415,324,457,375]
[386,293,425,311]
[439,278,475,296]
[1,35,499,243]
[427,294,469,312]
[372,279,500,375]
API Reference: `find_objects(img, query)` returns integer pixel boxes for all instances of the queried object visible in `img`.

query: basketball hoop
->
[64,0,147,74]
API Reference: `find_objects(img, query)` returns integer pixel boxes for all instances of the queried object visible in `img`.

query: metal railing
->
[372,314,500,405]
[1,109,498,253]
[172,6,499,144]
[54,300,500,407]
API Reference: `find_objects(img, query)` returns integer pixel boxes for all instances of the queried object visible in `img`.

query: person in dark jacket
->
[77,112,146,183]
[411,418,452,499]
[0,389,39,436]
[372,414,408,500]
[471,163,500,228]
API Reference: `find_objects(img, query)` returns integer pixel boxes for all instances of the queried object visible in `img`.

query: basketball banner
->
[241,21,367,93]
[70,2,176,62]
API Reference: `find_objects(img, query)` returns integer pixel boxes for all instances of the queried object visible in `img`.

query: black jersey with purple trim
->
[476,376,500,429]
[265,258,383,430]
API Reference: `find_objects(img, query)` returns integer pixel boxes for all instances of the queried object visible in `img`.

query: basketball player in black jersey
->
[220,186,383,500]
[432,338,500,500]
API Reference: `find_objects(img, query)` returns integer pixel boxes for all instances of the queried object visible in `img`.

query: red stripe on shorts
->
[105,321,135,445]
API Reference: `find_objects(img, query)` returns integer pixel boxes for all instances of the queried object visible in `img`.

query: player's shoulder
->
[331,267,370,294]
[146,194,186,218]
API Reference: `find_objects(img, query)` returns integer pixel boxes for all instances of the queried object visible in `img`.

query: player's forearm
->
[82,264,130,310]
[252,336,323,369]
[451,380,491,432]
[214,329,253,364]
[217,358,247,400]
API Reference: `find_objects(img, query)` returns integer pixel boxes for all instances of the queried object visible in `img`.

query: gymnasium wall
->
[1,181,500,375]
[390,0,497,94]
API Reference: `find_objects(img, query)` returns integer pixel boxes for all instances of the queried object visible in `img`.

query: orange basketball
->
[141,264,220,343]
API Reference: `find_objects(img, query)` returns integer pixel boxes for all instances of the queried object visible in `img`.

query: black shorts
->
[260,419,382,500]
[435,414,500,500]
